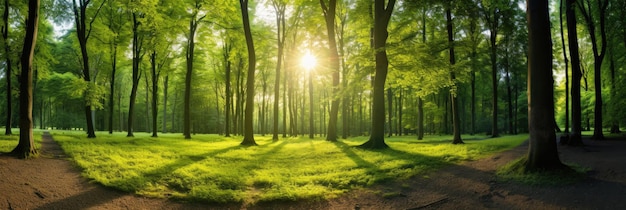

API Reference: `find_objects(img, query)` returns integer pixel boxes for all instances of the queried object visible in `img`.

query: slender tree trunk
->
[567,0,583,145]
[387,88,393,137]
[108,43,117,134]
[162,75,168,133]
[240,0,257,146]
[127,13,142,137]
[73,0,98,138]
[360,0,396,149]
[446,3,463,144]
[3,0,12,135]
[224,43,231,137]
[12,0,38,158]
[525,0,566,171]
[184,14,200,139]
[609,49,620,133]
[271,2,285,141]
[308,72,314,139]
[150,51,158,137]
[559,0,570,133]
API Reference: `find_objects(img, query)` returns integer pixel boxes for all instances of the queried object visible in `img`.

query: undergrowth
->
[51,131,527,204]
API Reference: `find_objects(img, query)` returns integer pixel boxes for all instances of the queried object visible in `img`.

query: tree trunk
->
[418,97,424,140]
[320,0,340,142]
[525,0,566,171]
[11,0,38,158]
[224,43,231,137]
[108,43,117,134]
[127,13,141,137]
[308,72,314,139]
[387,88,393,137]
[162,75,168,133]
[272,2,285,141]
[240,0,257,146]
[150,51,158,137]
[184,14,199,139]
[73,0,98,138]
[567,0,583,145]
[609,49,620,133]
[3,0,12,135]
[446,3,463,144]
[559,0,570,133]
[360,0,395,149]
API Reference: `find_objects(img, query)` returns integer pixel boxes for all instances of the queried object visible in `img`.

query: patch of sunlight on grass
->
[52,131,527,204]
[497,157,588,186]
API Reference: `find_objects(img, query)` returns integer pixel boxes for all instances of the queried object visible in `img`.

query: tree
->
[525,0,566,171]
[578,0,608,140]
[2,0,12,135]
[127,11,144,137]
[480,0,503,138]
[446,0,463,144]
[359,0,396,149]
[239,0,256,146]
[11,0,39,158]
[271,0,286,141]
[567,0,583,145]
[183,0,206,139]
[71,0,105,138]
[319,0,341,141]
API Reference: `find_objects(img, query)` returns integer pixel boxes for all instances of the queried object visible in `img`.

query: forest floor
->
[0,132,625,210]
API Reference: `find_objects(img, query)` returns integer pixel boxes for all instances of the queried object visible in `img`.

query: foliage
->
[54,131,527,203]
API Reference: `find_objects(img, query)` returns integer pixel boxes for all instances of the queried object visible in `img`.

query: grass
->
[496,157,589,186]
[0,128,44,153]
[51,131,527,204]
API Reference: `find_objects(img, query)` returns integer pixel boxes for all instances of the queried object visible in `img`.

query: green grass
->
[0,128,44,153]
[52,131,527,204]
[496,157,589,186]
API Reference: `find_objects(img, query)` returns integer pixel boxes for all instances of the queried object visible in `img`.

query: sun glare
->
[301,51,317,71]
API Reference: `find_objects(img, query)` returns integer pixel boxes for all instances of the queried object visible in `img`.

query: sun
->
[300,51,317,71]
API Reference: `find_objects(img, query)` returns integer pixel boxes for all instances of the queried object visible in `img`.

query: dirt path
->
[1,133,625,209]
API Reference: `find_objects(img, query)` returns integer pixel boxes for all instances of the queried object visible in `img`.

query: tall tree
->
[11,0,39,158]
[271,0,286,141]
[183,0,206,139]
[2,0,12,135]
[239,0,257,146]
[566,0,583,145]
[359,0,396,149]
[100,0,126,134]
[127,11,144,137]
[72,0,104,138]
[320,0,340,141]
[559,0,569,133]
[525,0,565,170]
[578,0,608,140]
[446,0,463,144]
[480,0,502,137]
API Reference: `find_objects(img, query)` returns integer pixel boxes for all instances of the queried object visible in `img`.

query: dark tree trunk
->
[224,42,232,137]
[360,0,395,149]
[308,72,314,139]
[127,13,142,137]
[3,0,12,135]
[578,0,608,140]
[150,51,158,137]
[609,49,620,133]
[446,2,463,144]
[108,43,117,134]
[11,0,38,158]
[418,97,424,140]
[73,0,101,138]
[320,0,340,142]
[240,0,257,146]
[567,0,583,145]
[525,0,566,171]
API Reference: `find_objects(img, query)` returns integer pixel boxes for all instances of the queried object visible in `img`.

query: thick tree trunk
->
[184,18,196,139]
[360,0,395,149]
[11,0,38,158]
[525,0,565,171]
[320,0,340,142]
[240,0,257,146]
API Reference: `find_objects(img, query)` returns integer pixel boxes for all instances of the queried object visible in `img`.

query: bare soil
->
[1,132,625,210]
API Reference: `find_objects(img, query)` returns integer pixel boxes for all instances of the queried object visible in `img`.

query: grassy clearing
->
[52,131,527,203]
[496,157,589,186]
[0,128,43,153]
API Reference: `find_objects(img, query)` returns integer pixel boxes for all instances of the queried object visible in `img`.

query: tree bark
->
[566,0,583,145]
[320,0,340,142]
[559,0,570,133]
[359,0,396,149]
[11,0,38,158]
[240,0,257,146]
[3,0,12,135]
[150,51,158,137]
[223,42,231,137]
[446,2,463,144]
[184,8,203,139]
[127,13,142,137]
[271,1,285,141]
[525,0,565,171]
